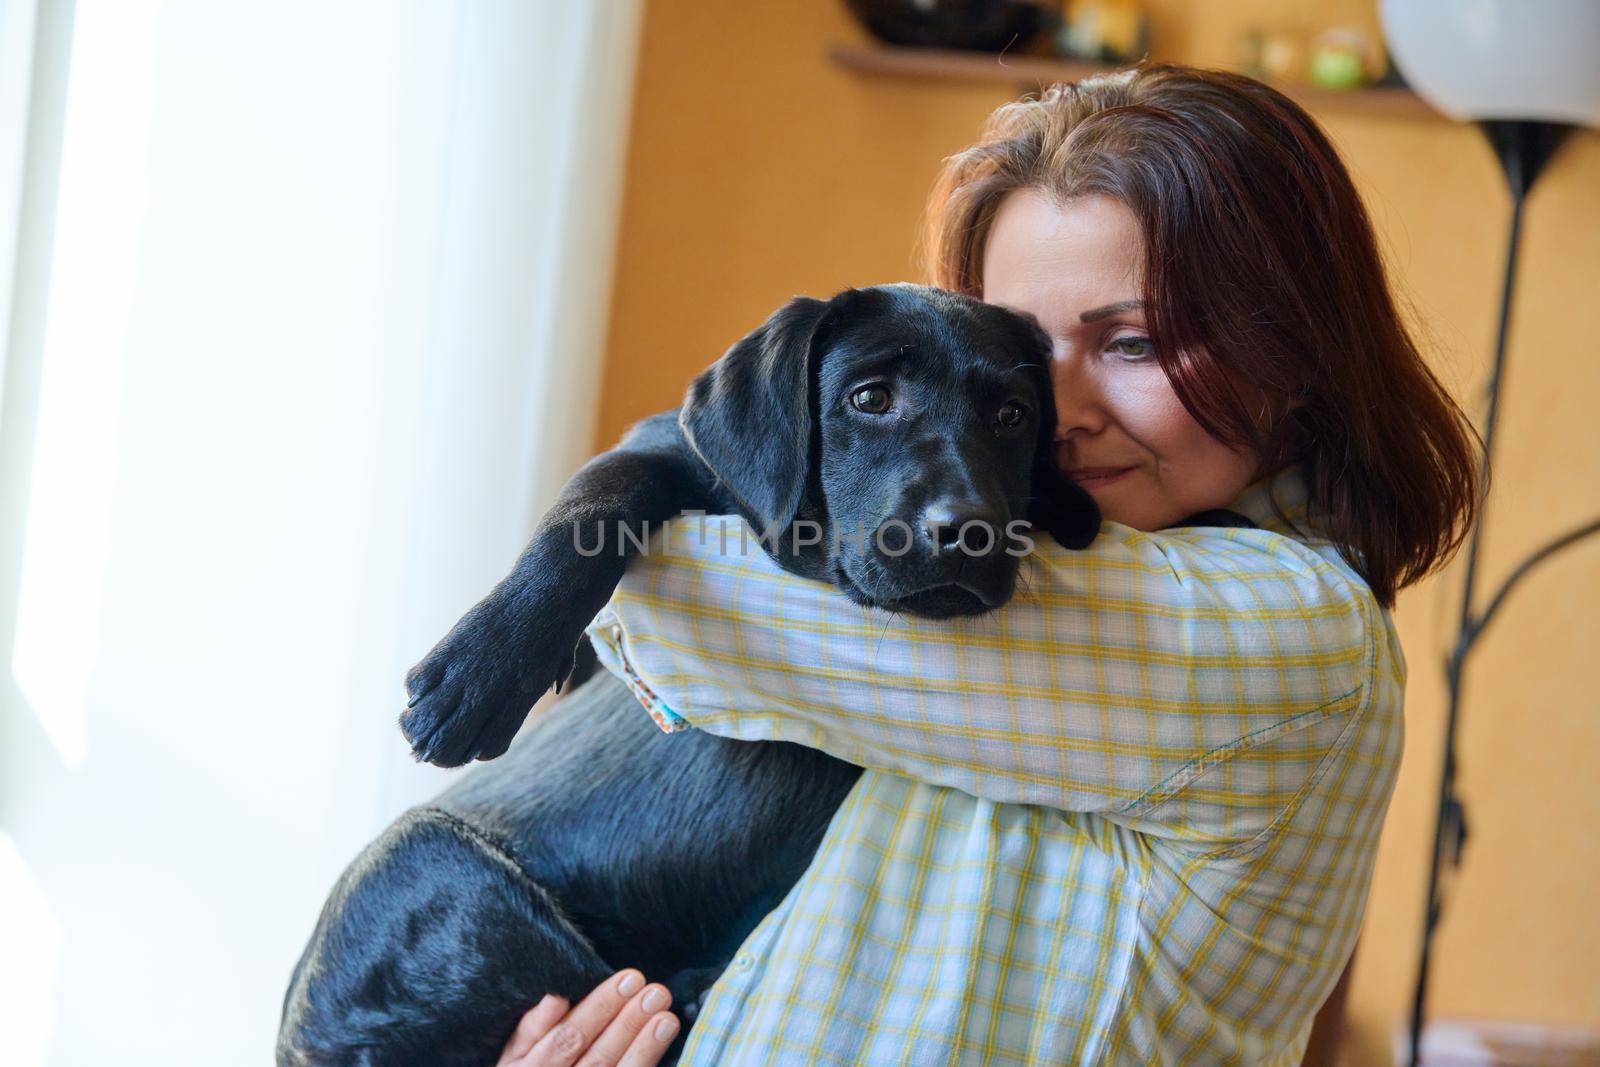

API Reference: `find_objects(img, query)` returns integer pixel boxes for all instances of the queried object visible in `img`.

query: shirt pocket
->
[1107,686,1364,851]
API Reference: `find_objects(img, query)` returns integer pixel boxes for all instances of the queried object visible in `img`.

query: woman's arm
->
[585,514,1376,846]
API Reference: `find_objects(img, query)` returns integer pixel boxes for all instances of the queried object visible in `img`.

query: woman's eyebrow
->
[1079,300,1144,322]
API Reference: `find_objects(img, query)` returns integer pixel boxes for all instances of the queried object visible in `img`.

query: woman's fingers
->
[578,973,677,1066]
[503,970,676,1067]
[497,994,570,1064]
[619,1011,681,1066]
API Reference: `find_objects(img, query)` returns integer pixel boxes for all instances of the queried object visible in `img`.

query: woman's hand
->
[496,969,680,1066]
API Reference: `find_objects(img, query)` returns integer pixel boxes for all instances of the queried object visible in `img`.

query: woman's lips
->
[1066,466,1134,487]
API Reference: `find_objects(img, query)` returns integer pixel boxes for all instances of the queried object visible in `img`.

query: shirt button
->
[611,624,623,640]
[735,953,754,969]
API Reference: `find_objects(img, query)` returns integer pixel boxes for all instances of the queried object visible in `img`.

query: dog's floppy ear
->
[1004,315,1101,550]
[679,294,836,535]
[1027,404,1101,550]
[1028,457,1101,549]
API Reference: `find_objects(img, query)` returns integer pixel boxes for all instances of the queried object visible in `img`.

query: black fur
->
[395,285,1097,768]
[279,673,860,1066]
[279,284,1254,1065]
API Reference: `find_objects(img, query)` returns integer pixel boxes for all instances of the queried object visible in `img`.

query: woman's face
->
[982,190,1264,532]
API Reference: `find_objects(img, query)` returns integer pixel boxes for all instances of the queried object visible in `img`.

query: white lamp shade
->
[1381,0,1600,127]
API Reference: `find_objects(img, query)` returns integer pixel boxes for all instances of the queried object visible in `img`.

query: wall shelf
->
[829,44,1440,123]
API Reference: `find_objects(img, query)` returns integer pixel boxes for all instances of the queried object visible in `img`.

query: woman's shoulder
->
[1039,463,1378,612]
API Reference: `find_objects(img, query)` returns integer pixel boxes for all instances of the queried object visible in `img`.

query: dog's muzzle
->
[836,502,1023,618]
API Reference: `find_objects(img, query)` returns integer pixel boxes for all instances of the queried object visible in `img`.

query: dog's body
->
[279,668,862,1066]
[277,285,1252,1065]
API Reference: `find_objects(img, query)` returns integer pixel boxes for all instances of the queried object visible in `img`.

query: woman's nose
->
[1050,351,1106,440]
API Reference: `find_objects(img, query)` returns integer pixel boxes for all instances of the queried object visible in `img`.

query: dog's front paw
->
[399,610,580,768]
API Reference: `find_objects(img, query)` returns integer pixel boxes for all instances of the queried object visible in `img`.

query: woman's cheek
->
[1104,378,1190,456]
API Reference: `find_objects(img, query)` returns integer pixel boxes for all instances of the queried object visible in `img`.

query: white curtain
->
[0,1,643,1062]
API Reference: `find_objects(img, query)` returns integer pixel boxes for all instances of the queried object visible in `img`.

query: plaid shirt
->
[586,464,1405,1065]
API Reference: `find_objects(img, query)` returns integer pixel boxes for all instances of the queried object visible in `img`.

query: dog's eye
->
[850,385,892,414]
[997,402,1028,427]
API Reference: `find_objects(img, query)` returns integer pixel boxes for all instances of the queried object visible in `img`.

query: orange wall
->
[596,3,1600,1062]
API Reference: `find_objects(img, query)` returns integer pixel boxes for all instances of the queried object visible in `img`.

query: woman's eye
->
[996,402,1027,427]
[1108,336,1154,361]
[850,385,892,414]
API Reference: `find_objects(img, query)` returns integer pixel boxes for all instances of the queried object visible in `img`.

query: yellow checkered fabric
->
[586,464,1405,1065]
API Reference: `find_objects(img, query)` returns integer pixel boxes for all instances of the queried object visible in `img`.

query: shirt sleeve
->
[585,514,1377,848]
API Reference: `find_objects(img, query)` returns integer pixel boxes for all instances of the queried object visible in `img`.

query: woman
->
[498,65,1479,1066]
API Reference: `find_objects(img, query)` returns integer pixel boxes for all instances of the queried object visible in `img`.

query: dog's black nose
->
[920,502,1005,558]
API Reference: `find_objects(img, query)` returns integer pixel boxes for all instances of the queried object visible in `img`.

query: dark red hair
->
[923,65,1481,607]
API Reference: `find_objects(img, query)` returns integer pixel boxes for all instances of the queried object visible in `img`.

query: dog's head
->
[680,284,1099,618]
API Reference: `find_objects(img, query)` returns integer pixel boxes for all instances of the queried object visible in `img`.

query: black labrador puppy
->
[277,284,1251,1065]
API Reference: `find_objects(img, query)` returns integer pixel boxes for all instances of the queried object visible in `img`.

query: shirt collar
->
[1225,462,1322,540]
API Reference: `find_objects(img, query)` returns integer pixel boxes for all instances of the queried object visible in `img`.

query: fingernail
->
[617,971,642,997]
[654,1015,679,1042]
[641,987,667,1013]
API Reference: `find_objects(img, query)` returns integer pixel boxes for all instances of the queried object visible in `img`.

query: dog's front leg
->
[401,412,713,767]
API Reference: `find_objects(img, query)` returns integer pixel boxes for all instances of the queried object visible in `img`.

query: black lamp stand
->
[1405,118,1600,1067]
